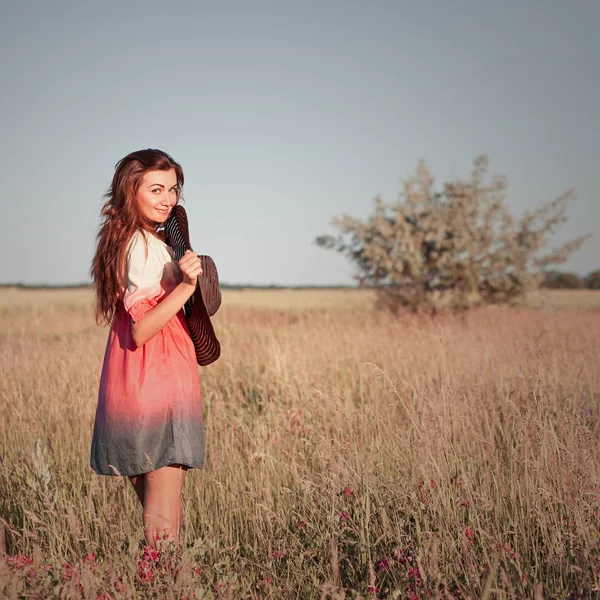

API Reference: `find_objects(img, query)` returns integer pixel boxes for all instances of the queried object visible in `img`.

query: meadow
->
[0,287,599,599]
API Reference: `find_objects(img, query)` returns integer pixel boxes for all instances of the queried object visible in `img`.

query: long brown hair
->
[91,149,184,326]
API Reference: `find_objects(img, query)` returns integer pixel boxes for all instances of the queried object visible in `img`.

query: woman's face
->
[135,168,179,225]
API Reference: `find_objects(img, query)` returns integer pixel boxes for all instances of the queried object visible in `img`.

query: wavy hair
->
[91,149,184,326]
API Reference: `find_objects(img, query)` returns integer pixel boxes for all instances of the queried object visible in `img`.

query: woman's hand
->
[179,250,203,287]
[130,250,203,347]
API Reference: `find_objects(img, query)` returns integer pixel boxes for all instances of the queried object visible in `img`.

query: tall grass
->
[0,292,599,598]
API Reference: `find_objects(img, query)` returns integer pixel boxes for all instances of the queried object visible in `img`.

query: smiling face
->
[135,168,179,226]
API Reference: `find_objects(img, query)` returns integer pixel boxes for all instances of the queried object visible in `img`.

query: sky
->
[0,0,598,286]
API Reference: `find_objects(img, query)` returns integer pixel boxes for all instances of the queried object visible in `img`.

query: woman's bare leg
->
[128,474,145,507]
[142,464,188,548]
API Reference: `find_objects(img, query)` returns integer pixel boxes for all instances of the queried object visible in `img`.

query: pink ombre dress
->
[90,229,204,476]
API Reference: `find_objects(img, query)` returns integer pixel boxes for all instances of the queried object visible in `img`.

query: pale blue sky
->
[1,0,598,286]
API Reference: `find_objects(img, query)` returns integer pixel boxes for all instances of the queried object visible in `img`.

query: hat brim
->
[164,205,221,366]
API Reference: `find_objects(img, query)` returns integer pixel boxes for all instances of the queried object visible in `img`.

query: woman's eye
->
[152,189,161,194]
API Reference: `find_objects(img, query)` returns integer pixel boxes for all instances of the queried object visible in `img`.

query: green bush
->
[585,271,600,290]
[316,156,590,312]
[542,271,587,289]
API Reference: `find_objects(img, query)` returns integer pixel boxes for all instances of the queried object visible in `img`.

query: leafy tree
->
[542,271,586,289]
[585,271,600,290]
[315,156,590,312]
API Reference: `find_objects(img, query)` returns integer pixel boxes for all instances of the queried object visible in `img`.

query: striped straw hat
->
[164,205,221,366]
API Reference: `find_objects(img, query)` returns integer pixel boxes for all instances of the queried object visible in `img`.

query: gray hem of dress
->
[90,459,205,477]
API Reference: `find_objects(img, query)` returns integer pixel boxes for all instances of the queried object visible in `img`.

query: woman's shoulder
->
[126,229,166,269]
[127,228,163,253]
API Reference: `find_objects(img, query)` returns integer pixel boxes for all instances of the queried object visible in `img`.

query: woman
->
[90,148,204,549]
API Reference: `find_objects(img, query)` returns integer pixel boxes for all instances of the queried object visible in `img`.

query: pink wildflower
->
[407,566,424,591]
[83,553,99,571]
[6,555,33,569]
[394,547,411,565]
[141,546,161,564]
[138,548,159,584]
[297,519,307,531]
[375,557,390,571]
[61,562,80,583]
[138,558,156,583]
[6,555,39,583]
[113,576,125,592]
[501,543,516,559]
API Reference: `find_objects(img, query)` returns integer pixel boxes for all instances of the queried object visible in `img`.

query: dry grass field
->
[0,287,599,599]
[2,286,600,312]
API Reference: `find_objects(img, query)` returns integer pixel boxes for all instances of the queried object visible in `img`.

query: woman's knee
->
[144,464,188,495]
[142,464,187,534]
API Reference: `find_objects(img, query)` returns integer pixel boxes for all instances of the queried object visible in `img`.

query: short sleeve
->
[122,231,165,322]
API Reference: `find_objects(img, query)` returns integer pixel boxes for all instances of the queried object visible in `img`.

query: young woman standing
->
[90,149,204,549]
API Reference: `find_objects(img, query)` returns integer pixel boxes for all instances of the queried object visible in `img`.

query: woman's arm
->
[131,249,202,347]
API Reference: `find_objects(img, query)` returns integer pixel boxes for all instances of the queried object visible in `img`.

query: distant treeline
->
[541,270,600,290]
[2,272,599,291]
[0,282,361,291]
[0,283,94,290]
